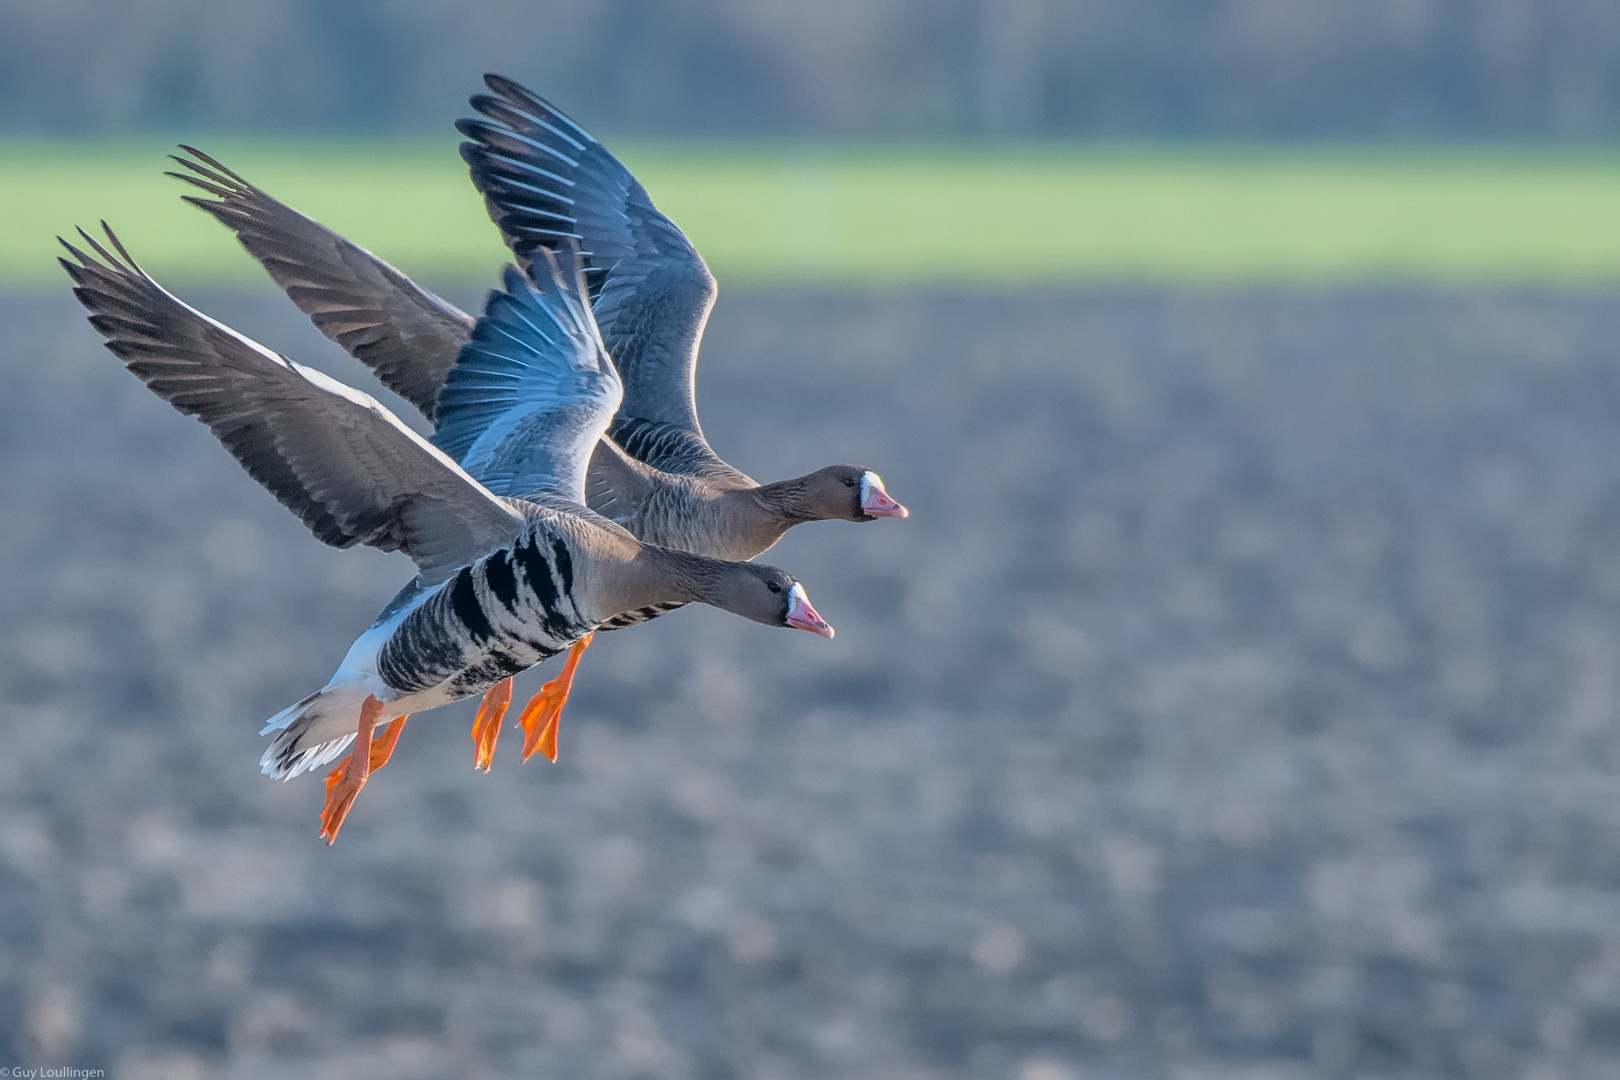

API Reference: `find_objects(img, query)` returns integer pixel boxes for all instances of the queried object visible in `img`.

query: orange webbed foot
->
[470,678,514,772]
[325,713,407,795]
[320,773,364,845]
[518,633,593,762]
[320,696,383,845]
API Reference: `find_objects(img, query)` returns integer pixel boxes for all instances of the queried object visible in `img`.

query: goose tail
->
[259,682,384,779]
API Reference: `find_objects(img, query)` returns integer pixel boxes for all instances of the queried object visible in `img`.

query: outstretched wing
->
[168,146,475,421]
[458,74,735,478]
[61,224,523,584]
[433,250,622,505]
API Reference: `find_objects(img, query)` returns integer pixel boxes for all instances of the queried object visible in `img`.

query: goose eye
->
[768,581,783,594]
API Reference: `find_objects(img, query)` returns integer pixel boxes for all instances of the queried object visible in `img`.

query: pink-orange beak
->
[785,583,835,638]
[860,471,909,519]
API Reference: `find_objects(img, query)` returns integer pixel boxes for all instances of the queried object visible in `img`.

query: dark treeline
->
[6,0,1620,139]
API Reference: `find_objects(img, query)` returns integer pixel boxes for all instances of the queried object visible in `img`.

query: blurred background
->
[7,2,1620,1078]
[8,0,1620,137]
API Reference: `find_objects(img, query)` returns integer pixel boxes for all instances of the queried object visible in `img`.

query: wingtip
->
[99,220,135,266]
[165,168,222,196]
[498,262,526,294]
[177,193,212,210]
[474,74,592,144]
[73,225,108,263]
[165,156,213,182]
[173,144,245,183]
[467,93,502,120]
[482,73,546,113]
[57,236,95,281]
[67,222,143,280]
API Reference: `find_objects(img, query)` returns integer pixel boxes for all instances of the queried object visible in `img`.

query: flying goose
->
[166,75,905,761]
[61,226,835,842]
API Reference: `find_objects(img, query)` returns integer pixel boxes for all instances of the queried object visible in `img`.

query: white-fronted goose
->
[62,227,835,842]
[166,79,905,759]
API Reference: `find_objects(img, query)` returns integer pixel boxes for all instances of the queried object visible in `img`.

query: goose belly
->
[597,600,688,632]
[374,533,593,702]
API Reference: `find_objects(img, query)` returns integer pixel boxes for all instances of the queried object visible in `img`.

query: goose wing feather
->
[458,74,732,478]
[168,146,475,421]
[432,249,622,504]
[61,224,523,584]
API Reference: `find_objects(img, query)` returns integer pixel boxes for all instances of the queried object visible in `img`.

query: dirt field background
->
[5,285,1620,1078]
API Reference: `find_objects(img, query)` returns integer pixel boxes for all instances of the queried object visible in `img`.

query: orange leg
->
[470,678,514,772]
[320,695,383,845]
[324,714,408,795]
[517,633,594,763]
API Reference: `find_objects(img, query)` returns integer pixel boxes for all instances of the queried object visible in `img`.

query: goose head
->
[797,465,909,522]
[709,565,835,638]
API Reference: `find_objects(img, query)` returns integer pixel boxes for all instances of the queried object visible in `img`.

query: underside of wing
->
[169,146,475,421]
[458,74,732,477]
[433,251,622,505]
[62,224,522,583]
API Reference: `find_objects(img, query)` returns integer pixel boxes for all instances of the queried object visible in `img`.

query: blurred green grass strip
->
[7,138,1620,286]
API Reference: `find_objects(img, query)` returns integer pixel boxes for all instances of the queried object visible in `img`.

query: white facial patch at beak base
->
[859,471,909,518]
[784,582,835,638]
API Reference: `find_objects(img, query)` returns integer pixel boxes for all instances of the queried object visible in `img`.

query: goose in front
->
[61,227,835,842]
[165,73,905,762]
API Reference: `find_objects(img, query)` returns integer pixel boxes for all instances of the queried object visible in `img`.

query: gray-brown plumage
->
[60,227,835,808]
[168,79,907,575]
[586,443,897,561]
[167,146,471,421]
